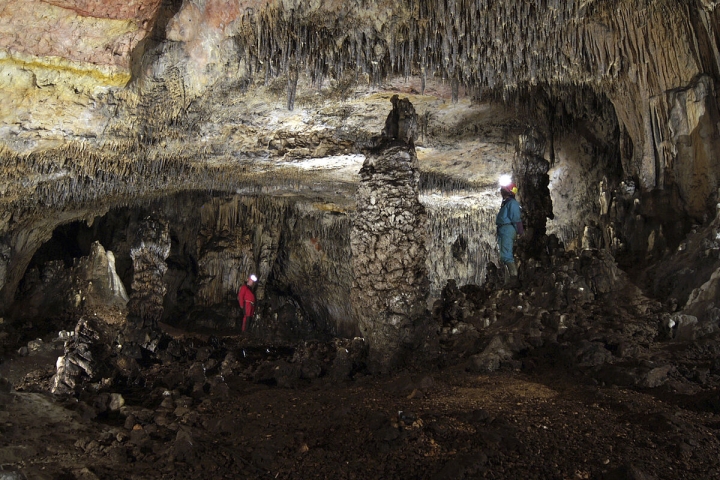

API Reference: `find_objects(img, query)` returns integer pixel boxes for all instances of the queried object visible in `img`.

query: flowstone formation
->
[351,96,431,372]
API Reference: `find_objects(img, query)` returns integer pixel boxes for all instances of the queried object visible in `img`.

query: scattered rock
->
[108,393,125,412]
[469,336,513,373]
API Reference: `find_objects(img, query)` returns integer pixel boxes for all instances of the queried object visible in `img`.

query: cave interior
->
[1,0,720,478]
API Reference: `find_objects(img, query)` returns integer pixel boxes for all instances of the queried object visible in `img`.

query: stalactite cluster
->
[425,205,497,299]
[0,141,353,220]
[232,0,713,99]
[225,0,718,198]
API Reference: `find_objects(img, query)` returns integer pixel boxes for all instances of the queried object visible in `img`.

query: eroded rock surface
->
[351,97,430,372]
[128,217,170,330]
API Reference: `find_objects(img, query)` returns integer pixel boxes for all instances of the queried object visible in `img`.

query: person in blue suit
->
[496,181,524,285]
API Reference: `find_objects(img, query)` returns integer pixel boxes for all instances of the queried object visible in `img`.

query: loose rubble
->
[1,228,720,478]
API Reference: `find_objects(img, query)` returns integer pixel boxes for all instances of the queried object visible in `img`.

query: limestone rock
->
[128,217,170,329]
[352,97,430,372]
[51,316,116,395]
[469,336,513,373]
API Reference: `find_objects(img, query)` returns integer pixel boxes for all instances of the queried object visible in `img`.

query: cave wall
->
[1,0,720,327]
[4,191,499,336]
[424,204,497,301]
[668,75,720,220]
[269,203,354,337]
[3,1,718,191]
[0,0,163,147]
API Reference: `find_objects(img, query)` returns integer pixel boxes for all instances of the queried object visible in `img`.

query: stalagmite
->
[127,217,171,330]
[351,96,430,372]
[513,127,554,257]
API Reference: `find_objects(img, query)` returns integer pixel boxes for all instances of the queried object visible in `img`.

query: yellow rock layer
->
[0,51,131,88]
[0,0,156,83]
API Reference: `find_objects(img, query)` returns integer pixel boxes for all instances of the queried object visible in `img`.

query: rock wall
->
[513,128,553,254]
[194,196,280,306]
[424,204,497,302]
[0,0,163,146]
[183,195,354,336]
[6,239,128,324]
[269,203,354,337]
[667,75,720,220]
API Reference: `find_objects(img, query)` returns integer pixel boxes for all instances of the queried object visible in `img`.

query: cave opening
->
[26,221,94,270]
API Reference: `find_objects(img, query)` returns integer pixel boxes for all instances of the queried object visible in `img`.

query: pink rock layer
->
[42,0,160,22]
[0,0,162,70]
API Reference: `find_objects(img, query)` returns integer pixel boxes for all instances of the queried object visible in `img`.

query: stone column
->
[128,216,171,330]
[513,128,554,257]
[351,95,429,373]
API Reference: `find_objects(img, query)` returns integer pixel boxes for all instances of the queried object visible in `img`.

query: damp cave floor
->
[1,347,720,480]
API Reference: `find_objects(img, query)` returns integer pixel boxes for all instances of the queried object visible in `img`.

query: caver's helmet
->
[500,183,518,196]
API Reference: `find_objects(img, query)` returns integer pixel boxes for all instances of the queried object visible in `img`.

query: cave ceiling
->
[0,0,719,308]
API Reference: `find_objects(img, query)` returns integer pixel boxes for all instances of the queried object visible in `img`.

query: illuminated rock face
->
[0,0,160,73]
[1,0,718,204]
[0,0,719,339]
[0,0,162,143]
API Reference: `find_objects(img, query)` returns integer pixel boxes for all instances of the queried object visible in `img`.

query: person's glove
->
[515,221,524,236]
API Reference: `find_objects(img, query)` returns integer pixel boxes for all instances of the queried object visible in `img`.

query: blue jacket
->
[496,197,522,229]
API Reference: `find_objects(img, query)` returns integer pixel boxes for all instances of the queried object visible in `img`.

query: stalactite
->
[1,0,716,249]
[287,66,299,111]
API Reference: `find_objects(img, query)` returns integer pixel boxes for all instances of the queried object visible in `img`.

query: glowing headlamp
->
[499,175,512,187]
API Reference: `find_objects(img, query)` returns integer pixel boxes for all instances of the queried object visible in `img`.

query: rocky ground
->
[1,334,719,480]
[2,228,720,480]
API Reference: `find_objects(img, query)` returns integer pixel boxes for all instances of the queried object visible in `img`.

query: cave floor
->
[1,346,719,480]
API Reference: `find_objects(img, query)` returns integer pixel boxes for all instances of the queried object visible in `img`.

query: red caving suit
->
[237,283,255,332]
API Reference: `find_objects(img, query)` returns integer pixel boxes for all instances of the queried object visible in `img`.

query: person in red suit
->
[237,274,257,332]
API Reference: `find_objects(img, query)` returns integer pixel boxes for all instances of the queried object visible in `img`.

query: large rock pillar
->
[351,96,429,372]
[128,217,171,330]
[513,128,554,257]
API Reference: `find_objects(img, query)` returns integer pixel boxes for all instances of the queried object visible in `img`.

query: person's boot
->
[506,262,520,288]
[500,261,510,286]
